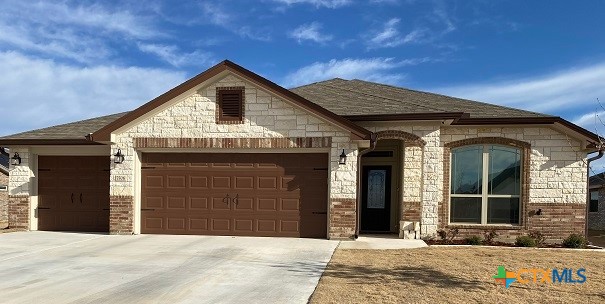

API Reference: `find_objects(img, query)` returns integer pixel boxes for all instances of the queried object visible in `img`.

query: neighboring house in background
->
[0,60,599,242]
[0,147,9,229]
[588,173,605,230]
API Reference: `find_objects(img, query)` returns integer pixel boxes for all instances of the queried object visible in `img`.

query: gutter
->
[586,149,604,239]
[354,133,378,239]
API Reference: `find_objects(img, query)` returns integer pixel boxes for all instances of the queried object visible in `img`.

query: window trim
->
[216,86,245,124]
[0,185,7,192]
[449,144,521,225]
[442,137,530,229]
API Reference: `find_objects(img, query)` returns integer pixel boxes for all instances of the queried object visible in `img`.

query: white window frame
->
[449,144,522,225]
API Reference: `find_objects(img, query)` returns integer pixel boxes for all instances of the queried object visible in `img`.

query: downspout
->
[586,149,604,239]
[354,133,378,239]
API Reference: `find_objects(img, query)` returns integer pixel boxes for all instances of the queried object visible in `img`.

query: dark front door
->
[361,166,392,232]
[38,156,110,232]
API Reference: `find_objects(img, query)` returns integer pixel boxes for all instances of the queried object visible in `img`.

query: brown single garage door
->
[38,156,110,232]
[141,153,328,238]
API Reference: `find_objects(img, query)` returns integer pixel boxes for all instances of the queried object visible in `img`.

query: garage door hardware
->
[71,193,74,203]
[223,194,230,204]
[80,193,83,203]
[233,194,239,205]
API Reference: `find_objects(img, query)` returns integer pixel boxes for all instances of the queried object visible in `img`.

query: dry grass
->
[311,247,605,304]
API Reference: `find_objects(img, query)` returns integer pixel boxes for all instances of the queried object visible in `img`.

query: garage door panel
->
[190,197,209,210]
[167,197,186,209]
[189,176,208,188]
[141,153,328,238]
[235,176,254,189]
[212,176,231,189]
[257,198,277,211]
[167,175,186,188]
[211,219,231,231]
[145,176,164,188]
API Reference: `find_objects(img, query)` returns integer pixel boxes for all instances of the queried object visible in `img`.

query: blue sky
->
[1,0,605,167]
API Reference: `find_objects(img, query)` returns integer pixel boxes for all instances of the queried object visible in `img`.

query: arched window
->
[450,145,521,224]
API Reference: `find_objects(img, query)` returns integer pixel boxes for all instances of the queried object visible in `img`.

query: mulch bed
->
[424,239,597,249]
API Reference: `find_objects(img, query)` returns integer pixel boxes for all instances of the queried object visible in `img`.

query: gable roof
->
[290,78,549,119]
[0,60,599,146]
[0,112,128,145]
[91,60,372,141]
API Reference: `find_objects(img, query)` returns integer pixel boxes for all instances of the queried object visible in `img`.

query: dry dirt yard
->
[310,247,605,304]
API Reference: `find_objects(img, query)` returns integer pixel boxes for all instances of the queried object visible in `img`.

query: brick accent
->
[402,201,422,222]
[133,137,332,149]
[446,203,585,243]
[110,196,134,235]
[375,130,425,146]
[8,195,29,229]
[329,198,356,239]
[216,86,245,124]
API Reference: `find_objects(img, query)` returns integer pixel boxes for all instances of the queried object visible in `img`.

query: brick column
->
[329,198,356,239]
[8,195,29,229]
[109,195,134,235]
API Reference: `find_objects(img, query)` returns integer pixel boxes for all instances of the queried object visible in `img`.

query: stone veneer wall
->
[357,123,588,242]
[0,172,8,228]
[588,187,605,230]
[6,148,31,230]
[111,74,360,238]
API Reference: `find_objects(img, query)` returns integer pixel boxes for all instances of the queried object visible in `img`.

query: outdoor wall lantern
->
[339,149,347,165]
[11,152,21,166]
[113,149,125,164]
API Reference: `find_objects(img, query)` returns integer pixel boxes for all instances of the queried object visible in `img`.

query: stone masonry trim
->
[133,137,332,149]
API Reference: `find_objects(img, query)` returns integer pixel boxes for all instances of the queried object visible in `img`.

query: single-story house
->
[0,60,599,242]
[588,173,605,230]
[0,148,8,228]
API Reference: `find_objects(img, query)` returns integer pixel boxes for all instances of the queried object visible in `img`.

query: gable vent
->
[218,88,244,122]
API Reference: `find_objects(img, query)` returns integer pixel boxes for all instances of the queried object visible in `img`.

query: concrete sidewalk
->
[0,231,338,304]
[338,235,428,249]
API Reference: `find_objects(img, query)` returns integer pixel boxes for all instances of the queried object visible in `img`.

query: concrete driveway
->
[0,231,338,304]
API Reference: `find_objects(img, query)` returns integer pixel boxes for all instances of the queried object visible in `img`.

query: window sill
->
[446,224,522,230]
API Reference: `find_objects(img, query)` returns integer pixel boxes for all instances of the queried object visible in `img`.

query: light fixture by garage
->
[113,149,125,164]
[11,152,21,166]
[339,149,347,165]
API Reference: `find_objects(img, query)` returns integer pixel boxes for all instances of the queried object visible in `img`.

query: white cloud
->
[137,43,214,67]
[369,18,403,48]
[271,0,352,8]
[283,57,431,87]
[0,0,160,63]
[0,51,188,136]
[432,62,605,114]
[289,22,333,44]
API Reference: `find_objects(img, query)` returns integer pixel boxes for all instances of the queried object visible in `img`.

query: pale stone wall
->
[356,123,442,235]
[7,148,31,196]
[111,73,360,237]
[441,127,587,205]
[356,123,588,237]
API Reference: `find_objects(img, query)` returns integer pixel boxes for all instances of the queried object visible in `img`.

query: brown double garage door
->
[141,153,328,238]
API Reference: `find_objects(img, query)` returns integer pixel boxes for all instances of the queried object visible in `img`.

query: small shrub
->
[447,228,459,244]
[515,235,537,247]
[437,229,447,241]
[465,235,482,245]
[482,229,498,245]
[562,234,587,248]
[528,231,546,247]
